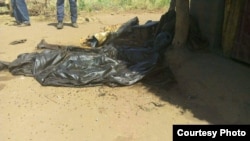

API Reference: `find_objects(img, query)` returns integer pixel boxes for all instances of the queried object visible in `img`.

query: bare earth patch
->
[0,11,249,141]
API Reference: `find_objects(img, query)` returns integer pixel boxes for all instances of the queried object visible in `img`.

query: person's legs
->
[11,0,22,23]
[57,0,65,22]
[69,0,78,25]
[56,0,64,29]
[15,0,30,23]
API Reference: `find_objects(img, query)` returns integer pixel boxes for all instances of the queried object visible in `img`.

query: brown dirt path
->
[0,11,249,141]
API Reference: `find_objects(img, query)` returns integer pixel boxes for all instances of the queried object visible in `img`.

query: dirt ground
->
[0,10,250,141]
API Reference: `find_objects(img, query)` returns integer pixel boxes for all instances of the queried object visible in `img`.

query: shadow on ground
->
[47,23,77,29]
[0,11,9,15]
[142,49,250,124]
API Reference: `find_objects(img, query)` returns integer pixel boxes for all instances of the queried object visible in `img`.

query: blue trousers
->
[57,0,78,23]
[11,0,30,22]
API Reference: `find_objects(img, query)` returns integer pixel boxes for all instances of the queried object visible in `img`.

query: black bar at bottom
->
[173,125,250,141]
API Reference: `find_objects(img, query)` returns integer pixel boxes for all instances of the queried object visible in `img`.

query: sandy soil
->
[0,10,250,141]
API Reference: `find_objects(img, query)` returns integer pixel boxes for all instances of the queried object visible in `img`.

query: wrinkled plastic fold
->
[0,12,176,87]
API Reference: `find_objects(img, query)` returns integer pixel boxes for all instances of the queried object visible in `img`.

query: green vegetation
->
[75,0,170,11]
[0,0,170,16]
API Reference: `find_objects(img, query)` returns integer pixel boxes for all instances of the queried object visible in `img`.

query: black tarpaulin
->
[0,11,177,87]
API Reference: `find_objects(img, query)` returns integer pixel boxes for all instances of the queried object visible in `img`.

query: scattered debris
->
[9,39,27,45]
[137,101,166,112]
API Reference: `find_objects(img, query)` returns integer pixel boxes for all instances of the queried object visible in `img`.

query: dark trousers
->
[11,0,30,22]
[57,0,78,23]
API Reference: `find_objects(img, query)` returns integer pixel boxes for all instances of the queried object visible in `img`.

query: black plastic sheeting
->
[0,11,176,87]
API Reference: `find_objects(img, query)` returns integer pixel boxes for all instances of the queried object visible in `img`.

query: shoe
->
[16,21,21,25]
[18,21,31,27]
[72,22,78,28]
[57,22,63,29]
